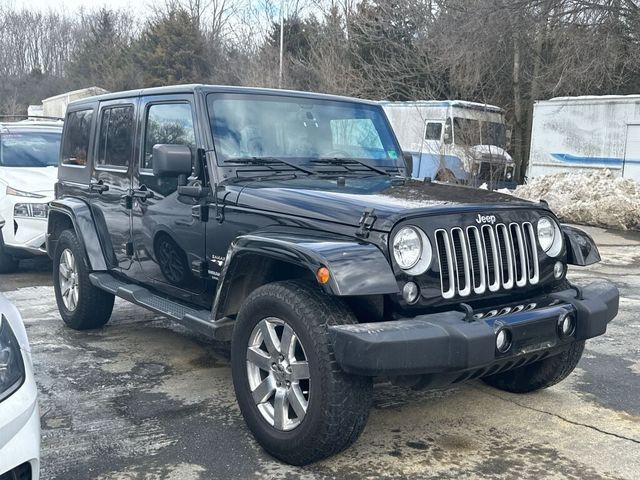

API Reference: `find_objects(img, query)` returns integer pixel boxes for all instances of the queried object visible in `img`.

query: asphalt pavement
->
[1,225,639,479]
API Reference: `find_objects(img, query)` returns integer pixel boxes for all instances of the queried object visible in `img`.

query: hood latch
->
[356,208,377,238]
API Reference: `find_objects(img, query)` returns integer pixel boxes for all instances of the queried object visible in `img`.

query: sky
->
[7,0,151,17]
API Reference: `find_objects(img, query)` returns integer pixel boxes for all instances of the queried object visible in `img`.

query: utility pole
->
[279,0,285,88]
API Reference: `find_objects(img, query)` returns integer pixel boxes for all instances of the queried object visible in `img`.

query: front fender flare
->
[561,225,601,266]
[212,231,399,319]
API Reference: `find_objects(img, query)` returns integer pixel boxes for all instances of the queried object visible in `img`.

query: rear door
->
[623,124,640,181]
[130,94,207,301]
[90,99,137,271]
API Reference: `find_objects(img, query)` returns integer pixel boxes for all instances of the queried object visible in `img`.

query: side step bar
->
[89,272,234,341]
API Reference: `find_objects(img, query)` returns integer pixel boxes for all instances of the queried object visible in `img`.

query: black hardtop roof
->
[68,84,380,109]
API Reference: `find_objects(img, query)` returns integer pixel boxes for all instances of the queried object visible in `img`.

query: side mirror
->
[403,152,414,177]
[506,127,513,148]
[152,144,192,177]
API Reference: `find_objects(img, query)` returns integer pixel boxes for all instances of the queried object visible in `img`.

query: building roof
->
[43,87,109,103]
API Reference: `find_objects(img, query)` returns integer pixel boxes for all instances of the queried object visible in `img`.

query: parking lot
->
[1,225,638,479]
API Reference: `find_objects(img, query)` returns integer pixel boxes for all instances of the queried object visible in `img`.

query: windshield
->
[453,117,507,148]
[0,131,61,167]
[207,93,402,168]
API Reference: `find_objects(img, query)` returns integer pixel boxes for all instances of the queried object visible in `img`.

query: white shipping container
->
[527,95,640,182]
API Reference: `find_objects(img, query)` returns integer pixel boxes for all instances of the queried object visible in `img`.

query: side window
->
[425,122,443,141]
[143,103,195,171]
[62,109,93,166]
[97,105,134,168]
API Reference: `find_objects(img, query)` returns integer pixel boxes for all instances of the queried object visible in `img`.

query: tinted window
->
[62,110,93,166]
[97,106,134,168]
[143,103,195,170]
[425,122,442,141]
[0,131,61,167]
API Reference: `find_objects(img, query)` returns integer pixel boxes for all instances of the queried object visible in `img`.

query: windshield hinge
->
[356,208,376,238]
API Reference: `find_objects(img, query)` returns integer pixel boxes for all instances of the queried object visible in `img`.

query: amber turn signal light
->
[316,266,331,284]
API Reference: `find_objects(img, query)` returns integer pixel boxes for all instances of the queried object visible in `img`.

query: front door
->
[623,125,640,181]
[90,100,136,271]
[130,95,207,302]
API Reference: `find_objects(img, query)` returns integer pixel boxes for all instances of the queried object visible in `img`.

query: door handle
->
[89,180,109,193]
[131,185,154,200]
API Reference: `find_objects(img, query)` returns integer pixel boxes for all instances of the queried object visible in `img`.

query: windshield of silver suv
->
[0,131,61,167]
[207,93,403,170]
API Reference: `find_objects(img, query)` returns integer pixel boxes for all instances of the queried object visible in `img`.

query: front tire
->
[231,280,372,465]
[53,229,115,330]
[482,341,585,393]
[0,234,19,273]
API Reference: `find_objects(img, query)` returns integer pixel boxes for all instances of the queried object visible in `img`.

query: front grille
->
[435,223,539,299]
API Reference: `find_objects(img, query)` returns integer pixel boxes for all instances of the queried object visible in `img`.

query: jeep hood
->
[0,166,57,195]
[234,176,540,231]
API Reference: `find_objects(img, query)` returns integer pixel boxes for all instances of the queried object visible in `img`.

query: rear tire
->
[0,234,19,273]
[53,229,114,330]
[482,341,585,393]
[231,280,372,465]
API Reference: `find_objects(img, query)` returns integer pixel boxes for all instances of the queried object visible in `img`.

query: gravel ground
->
[1,225,639,480]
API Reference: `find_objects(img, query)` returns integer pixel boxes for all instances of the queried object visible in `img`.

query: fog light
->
[554,261,565,279]
[402,281,420,304]
[558,311,576,337]
[496,328,512,353]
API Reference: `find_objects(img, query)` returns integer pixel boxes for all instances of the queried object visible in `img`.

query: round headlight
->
[393,226,422,269]
[537,217,556,252]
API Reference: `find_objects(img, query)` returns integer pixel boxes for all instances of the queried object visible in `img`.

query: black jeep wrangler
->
[47,85,619,465]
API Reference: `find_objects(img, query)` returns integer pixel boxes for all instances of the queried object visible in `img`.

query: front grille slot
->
[435,222,539,298]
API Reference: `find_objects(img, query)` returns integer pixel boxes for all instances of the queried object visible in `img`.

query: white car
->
[0,120,62,273]
[0,271,40,478]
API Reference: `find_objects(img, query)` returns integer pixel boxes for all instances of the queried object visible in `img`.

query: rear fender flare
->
[47,198,108,270]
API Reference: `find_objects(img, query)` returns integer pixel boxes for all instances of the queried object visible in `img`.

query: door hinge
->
[125,242,134,256]
[356,208,376,238]
[191,260,208,277]
[192,204,209,222]
[120,194,133,210]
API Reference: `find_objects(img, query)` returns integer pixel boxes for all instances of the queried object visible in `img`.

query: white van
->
[382,100,515,186]
[527,95,640,182]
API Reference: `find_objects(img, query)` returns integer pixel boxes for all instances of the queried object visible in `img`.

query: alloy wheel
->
[246,317,311,431]
[59,248,79,311]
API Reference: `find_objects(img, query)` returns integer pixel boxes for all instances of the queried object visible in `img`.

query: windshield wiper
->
[226,156,316,175]
[311,157,390,176]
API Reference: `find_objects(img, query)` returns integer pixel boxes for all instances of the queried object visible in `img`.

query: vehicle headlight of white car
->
[5,186,45,199]
[0,314,25,402]
[13,203,49,219]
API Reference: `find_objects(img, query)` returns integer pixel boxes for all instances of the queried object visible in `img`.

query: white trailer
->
[381,100,515,186]
[527,95,640,182]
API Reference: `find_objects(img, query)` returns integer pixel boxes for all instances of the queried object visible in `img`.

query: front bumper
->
[330,281,618,377]
[0,350,40,479]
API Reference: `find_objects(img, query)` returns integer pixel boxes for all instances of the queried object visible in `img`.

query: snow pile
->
[501,170,640,230]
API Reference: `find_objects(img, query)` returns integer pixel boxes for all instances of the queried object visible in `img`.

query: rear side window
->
[97,105,134,168]
[62,109,93,166]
